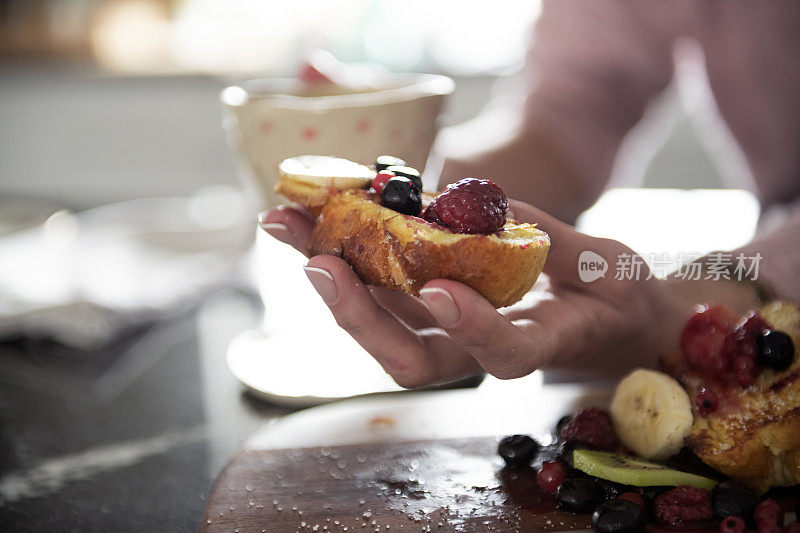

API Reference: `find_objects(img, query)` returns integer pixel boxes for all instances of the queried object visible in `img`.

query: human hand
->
[259,200,759,387]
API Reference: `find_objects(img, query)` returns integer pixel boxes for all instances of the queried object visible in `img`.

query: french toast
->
[662,301,800,493]
[275,155,550,308]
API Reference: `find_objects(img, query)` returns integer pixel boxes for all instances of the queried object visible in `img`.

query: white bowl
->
[220,74,454,209]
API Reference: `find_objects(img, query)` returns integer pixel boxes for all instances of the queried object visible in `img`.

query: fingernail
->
[304,266,338,305]
[261,222,295,245]
[420,287,460,327]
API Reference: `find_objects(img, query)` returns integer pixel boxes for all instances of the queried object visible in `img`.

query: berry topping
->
[653,485,713,527]
[384,165,422,191]
[696,387,719,415]
[753,498,783,526]
[720,516,747,533]
[559,408,620,451]
[556,477,605,514]
[375,155,406,172]
[592,498,647,533]
[733,355,759,387]
[681,305,737,374]
[756,330,795,371]
[371,170,396,194]
[617,492,646,509]
[758,521,783,533]
[537,461,567,494]
[712,482,758,519]
[497,435,540,468]
[380,176,422,216]
[422,178,508,234]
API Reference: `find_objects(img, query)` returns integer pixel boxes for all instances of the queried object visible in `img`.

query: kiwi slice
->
[573,449,717,491]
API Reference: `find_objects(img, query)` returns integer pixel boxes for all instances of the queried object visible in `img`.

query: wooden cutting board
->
[202,382,612,532]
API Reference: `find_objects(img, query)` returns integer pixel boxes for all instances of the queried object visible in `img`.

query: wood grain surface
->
[202,437,592,533]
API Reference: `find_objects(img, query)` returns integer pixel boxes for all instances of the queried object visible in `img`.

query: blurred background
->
[0,0,725,214]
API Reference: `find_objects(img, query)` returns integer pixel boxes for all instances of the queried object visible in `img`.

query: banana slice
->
[610,368,693,461]
[278,155,374,189]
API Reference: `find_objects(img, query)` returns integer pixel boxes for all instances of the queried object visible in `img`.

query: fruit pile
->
[370,155,509,234]
[679,305,796,393]
[497,408,798,532]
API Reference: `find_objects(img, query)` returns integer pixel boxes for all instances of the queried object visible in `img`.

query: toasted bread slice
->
[664,301,800,493]
[307,190,549,308]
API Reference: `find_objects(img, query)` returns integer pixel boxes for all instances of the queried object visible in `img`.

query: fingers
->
[419,279,544,379]
[368,285,437,329]
[304,255,481,388]
[259,204,315,253]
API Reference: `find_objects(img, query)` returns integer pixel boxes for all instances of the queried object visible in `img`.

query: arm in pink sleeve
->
[522,0,680,205]
[439,0,679,223]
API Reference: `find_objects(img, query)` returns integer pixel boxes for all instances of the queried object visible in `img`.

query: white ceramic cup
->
[220,74,455,210]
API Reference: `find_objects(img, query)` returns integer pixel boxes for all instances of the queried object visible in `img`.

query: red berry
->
[559,408,620,451]
[734,355,759,387]
[757,521,782,533]
[422,178,508,234]
[371,171,396,194]
[618,492,646,508]
[785,522,800,533]
[536,461,567,494]
[654,485,713,527]
[298,62,333,83]
[741,312,772,335]
[681,305,737,374]
[720,516,746,533]
[696,387,719,415]
[754,499,783,526]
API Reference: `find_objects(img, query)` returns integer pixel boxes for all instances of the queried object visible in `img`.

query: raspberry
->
[696,387,719,414]
[681,305,737,374]
[371,170,396,194]
[757,521,783,533]
[720,516,746,533]
[422,178,508,234]
[654,485,713,527]
[559,408,619,451]
[785,522,800,533]
[754,499,783,526]
[734,355,759,387]
[722,312,771,387]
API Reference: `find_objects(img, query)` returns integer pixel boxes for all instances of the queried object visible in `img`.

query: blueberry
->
[593,499,647,533]
[757,330,795,371]
[556,477,605,513]
[555,415,572,438]
[385,165,422,191]
[375,155,406,172]
[640,486,670,505]
[497,435,540,468]
[712,482,758,519]
[381,177,422,216]
[556,440,587,468]
[596,478,634,501]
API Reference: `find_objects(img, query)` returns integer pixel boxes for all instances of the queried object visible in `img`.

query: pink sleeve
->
[523,0,679,202]
[735,200,800,301]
